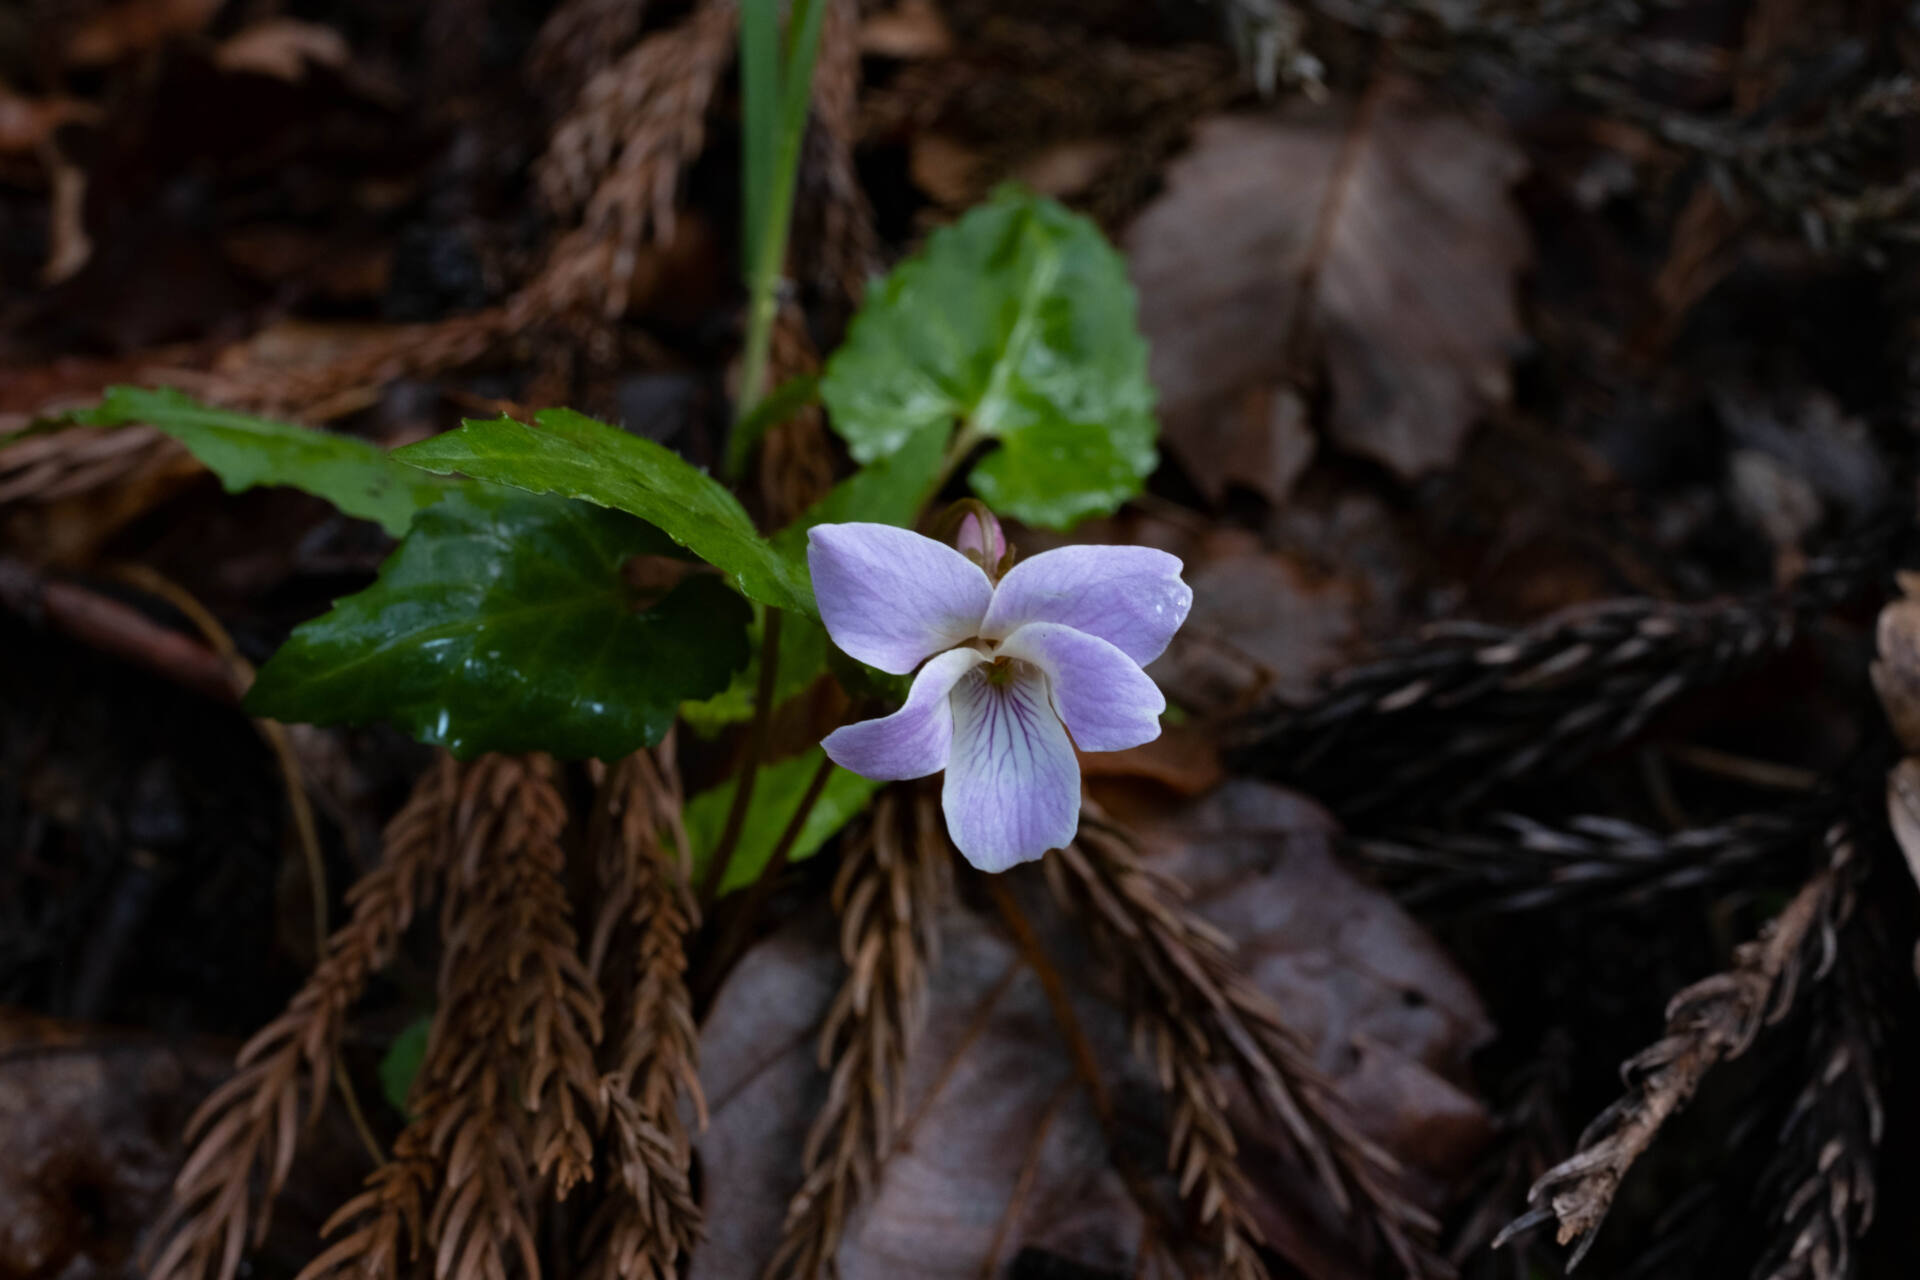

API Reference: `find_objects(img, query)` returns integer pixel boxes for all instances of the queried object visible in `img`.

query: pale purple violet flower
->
[808,517,1192,872]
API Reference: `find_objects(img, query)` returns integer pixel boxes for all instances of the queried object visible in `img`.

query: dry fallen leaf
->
[1885,759,1920,896]
[693,909,1175,1280]
[213,19,353,83]
[1871,572,1920,755]
[1011,139,1123,201]
[693,781,1491,1279]
[1080,721,1225,798]
[1137,781,1495,1198]
[1126,83,1528,498]
[0,92,102,156]
[907,134,984,209]
[0,1009,223,1278]
[0,1008,370,1279]
[860,0,953,59]
[1155,545,1363,715]
[43,152,93,285]
[63,0,228,66]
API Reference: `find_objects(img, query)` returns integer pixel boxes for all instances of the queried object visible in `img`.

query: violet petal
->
[808,522,994,674]
[979,545,1192,666]
[941,664,1080,872]
[996,622,1165,753]
[821,648,986,780]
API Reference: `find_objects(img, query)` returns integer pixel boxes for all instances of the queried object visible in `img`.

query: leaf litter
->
[696,781,1491,1279]
[4,1,1920,1279]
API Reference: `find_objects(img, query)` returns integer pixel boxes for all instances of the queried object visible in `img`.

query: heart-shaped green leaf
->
[68,386,449,536]
[394,409,815,616]
[246,486,750,759]
[819,189,1159,529]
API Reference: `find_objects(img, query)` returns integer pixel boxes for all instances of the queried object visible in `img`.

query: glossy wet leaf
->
[246,487,750,759]
[67,386,448,536]
[378,1015,431,1115]
[393,409,814,615]
[820,189,1158,529]
[685,747,882,896]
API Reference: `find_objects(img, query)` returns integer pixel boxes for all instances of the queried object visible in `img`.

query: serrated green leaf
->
[246,486,750,759]
[393,410,815,616]
[819,189,1158,528]
[686,747,882,896]
[68,386,448,536]
[379,1015,432,1116]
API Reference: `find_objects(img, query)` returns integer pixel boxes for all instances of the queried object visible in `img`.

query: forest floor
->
[3,2,1920,1279]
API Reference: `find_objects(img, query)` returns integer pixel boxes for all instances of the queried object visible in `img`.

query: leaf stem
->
[924,420,989,515]
[700,750,836,994]
[700,607,784,904]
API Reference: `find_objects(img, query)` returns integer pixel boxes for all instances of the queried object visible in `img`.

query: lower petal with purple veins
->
[995,621,1164,753]
[941,664,1080,872]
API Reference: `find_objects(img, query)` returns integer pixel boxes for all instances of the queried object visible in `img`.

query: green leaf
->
[394,410,814,616]
[246,486,751,759]
[68,386,448,536]
[819,189,1158,528]
[379,1015,432,1116]
[686,747,882,896]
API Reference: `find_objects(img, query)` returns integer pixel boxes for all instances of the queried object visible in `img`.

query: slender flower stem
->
[700,750,837,995]
[700,608,784,905]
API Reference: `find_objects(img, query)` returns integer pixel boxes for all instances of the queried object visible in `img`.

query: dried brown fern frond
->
[536,0,737,315]
[789,0,879,318]
[1325,0,1919,249]
[861,17,1232,151]
[1053,812,1445,1278]
[755,301,835,527]
[581,750,704,1280]
[765,789,952,1280]
[411,755,587,1280]
[1751,922,1884,1280]
[1449,1031,1571,1278]
[146,755,457,1280]
[1353,807,1823,916]
[529,0,653,96]
[1496,823,1863,1268]
[293,1120,437,1280]
[504,787,606,1197]
[1230,537,1888,816]
[193,311,517,420]
[0,423,177,505]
